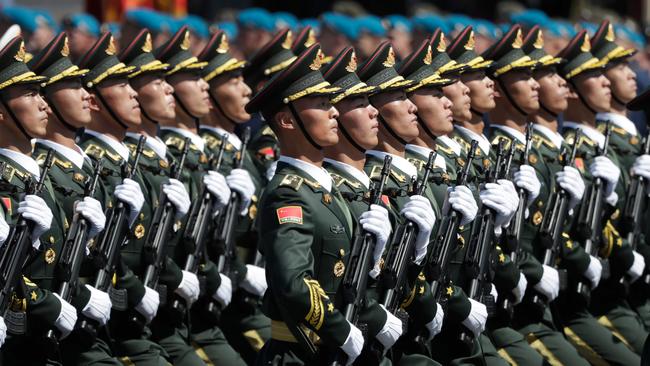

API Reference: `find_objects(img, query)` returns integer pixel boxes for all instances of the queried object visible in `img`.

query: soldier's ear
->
[275,109,296,131]
[87,92,101,112]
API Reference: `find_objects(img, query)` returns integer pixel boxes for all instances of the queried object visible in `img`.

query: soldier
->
[247,43,377,365]
[591,20,650,333]
[0,36,77,365]
[558,29,644,364]
[153,25,247,366]
[196,30,270,363]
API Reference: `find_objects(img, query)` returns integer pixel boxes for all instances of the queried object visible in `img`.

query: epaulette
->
[532,134,549,150]
[436,143,454,156]
[84,144,106,160]
[330,173,346,187]
[369,165,382,180]
[164,136,186,151]
[1,164,15,182]
[491,134,513,150]
[452,135,471,152]
[203,133,234,152]
[302,177,322,190]
[391,169,407,183]
[261,126,277,138]
[35,153,73,170]
[278,174,303,191]
[406,157,425,172]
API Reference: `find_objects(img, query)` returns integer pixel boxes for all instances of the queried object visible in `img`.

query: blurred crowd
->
[0,5,649,132]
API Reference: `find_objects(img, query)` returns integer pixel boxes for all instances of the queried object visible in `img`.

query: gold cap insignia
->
[580,33,591,52]
[105,36,117,55]
[533,30,544,49]
[464,31,476,50]
[345,51,358,72]
[512,29,523,49]
[382,46,396,67]
[305,29,317,48]
[181,31,191,50]
[61,37,70,57]
[605,23,615,42]
[309,50,324,70]
[142,33,153,53]
[14,41,26,62]
[217,35,229,54]
[424,44,432,65]
[282,30,293,50]
[437,33,447,52]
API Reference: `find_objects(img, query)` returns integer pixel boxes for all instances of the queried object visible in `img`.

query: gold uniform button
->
[339,249,345,257]
[48,236,55,244]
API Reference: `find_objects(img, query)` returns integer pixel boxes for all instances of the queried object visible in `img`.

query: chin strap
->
[288,102,322,150]
[0,97,32,142]
[539,101,559,119]
[336,118,365,153]
[93,87,129,130]
[470,107,484,117]
[568,79,598,115]
[136,98,160,125]
[173,93,200,131]
[209,92,239,126]
[415,112,438,142]
[610,90,628,109]
[377,113,408,146]
[497,78,529,117]
[44,95,78,133]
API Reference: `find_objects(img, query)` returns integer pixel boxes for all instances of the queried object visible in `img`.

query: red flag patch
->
[277,206,303,225]
[381,194,390,207]
[574,157,585,173]
[1,197,11,215]
[258,147,276,159]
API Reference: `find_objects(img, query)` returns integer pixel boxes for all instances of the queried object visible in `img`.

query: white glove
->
[512,273,528,305]
[490,283,499,303]
[114,178,145,226]
[82,285,111,325]
[175,270,200,304]
[556,166,585,210]
[480,182,517,233]
[462,298,488,337]
[203,170,231,207]
[265,161,277,181]
[0,316,6,347]
[534,265,560,301]
[226,168,255,216]
[75,197,106,238]
[163,178,191,219]
[442,185,478,226]
[53,293,77,339]
[135,286,159,324]
[376,305,403,349]
[241,264,267,296]
[341,321,364,365]
[424,303,444,341]
[360,204,392,278]
[18,194,53,245]
[628,251,646,283]
[584,255,603,288]
[589,156,620,199]
[631,154,650,180]
[498,180,520,219]
[400,195,435,265]
[514,165,541,205]
[0,214,9,246]
[213,273,232,308]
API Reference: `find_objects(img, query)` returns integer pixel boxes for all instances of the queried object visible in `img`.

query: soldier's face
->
[292,96,340,147]
[443,80,472,122]
[209,71,252,123]
[497,69,540,114]
[167,71,211,118]
[605,61,637,104]
[461,71,495,114]
[335,95,379,149]
[370,90,419,142]
[408,87,453,136]
[572,71,612,113]
[1,84,49,137]
[130,73,176,122]
[95,77,142,126]
[45,79,92,127]
[534,69,568,114]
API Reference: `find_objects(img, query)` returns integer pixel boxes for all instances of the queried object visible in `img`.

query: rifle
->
[45,158,103,347]
[170,133,228,316]
[329,155,392,366]
[575,122,611,303]
[498,124,534,320]
[459,140,507,345]
[427,141,478,301]
[380,151,436,315]
[0,150,54,316]
[78,136,145,338]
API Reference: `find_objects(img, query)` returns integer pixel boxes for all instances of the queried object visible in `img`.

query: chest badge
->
[630,136,639,145]
[322,193,332,205]
[159,160,169,169]
[134,224,146,239]
[330,225,344,234]
[73,173,85,183]
[529,154,538,165]
[333,260,345,277]
[44,248,56,264]
[532,211,543,226]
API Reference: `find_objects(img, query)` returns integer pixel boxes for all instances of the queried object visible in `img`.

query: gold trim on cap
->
[0,72,46,90]
[264,56,297,76]
[165,56,208,75]
[493,55,537,77]
[331,82,375,103]
[46,65,89,85]
[128,60,169,79]
[283,81,339,103]
[564,57,607,79]
[203,58,246,82]
[89,62,136,86]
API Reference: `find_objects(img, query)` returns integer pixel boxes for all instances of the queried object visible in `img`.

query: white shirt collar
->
[533,124,564,149]
[366,150,418,179]
[596,112,638,136]
[455,125,491,155]
[0,148,40,178]
[491,125,526,144]
[564,121,605,149]
[278,156,332,192]
[437,135,462,156]
[405,144,447,172]
[201,126,242,150]
[160,127,205,151]
[34,139,87,169]
[85,130,131,161]
[126,132,167,160]
[323,158,370,189]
